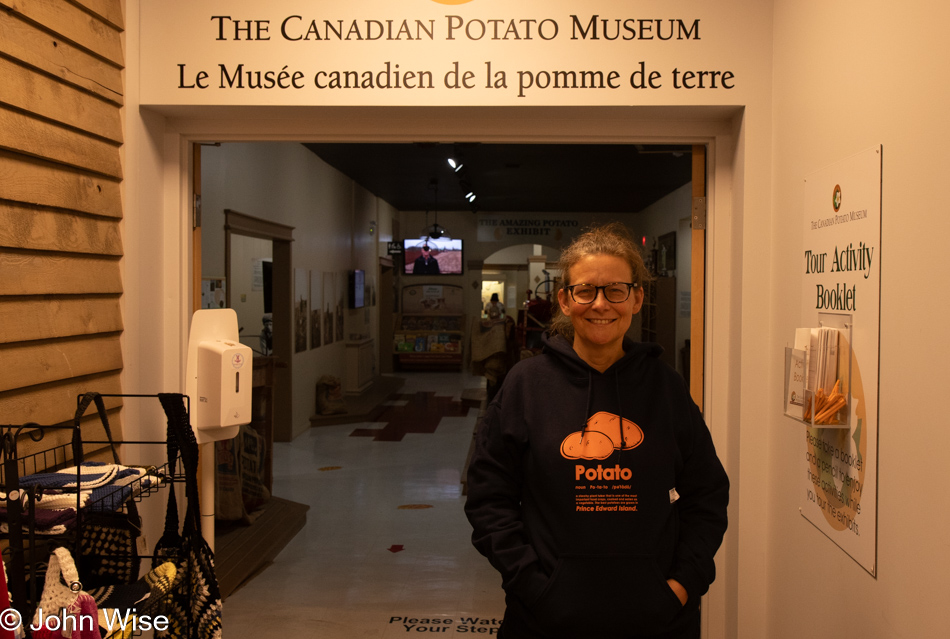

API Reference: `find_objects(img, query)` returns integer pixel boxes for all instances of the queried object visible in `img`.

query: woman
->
[465,222,729,639]
[485,292,506,320]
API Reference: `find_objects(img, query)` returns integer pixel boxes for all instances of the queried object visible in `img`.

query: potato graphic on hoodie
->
[560,411,644,460]
[560,430,614,460]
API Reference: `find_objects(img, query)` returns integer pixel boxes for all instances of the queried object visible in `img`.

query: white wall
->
[767,1,950,636]
[484,243,559,266]
[351,182,384,347]
[199,142,383,439]
[119,0,188,564]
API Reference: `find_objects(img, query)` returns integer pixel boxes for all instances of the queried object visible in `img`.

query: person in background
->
[484,292,506,320]
[465,222,729,639]
[413,244,441,274]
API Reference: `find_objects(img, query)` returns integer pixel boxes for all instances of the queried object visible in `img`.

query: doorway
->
[223,209,295,442]
[228,234,273,354]
[169,106,737,638]
[480,280,505,316]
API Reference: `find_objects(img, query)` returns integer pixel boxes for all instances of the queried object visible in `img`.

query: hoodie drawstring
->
[580,370,594,438]
[580,370,627,463]
[615,370,626,463]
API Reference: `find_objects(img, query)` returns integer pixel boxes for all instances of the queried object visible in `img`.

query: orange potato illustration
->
[586,412,644,450]
[560,430,615,460]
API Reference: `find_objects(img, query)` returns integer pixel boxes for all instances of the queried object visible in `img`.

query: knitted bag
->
[153,394,222,639]
[88,560,177,639]
[31,547,102,639]
[73,393,142,590]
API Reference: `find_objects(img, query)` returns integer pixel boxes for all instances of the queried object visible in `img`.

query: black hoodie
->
[465,333,729,638]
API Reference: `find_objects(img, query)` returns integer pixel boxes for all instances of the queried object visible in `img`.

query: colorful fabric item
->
[18,462,119,491]
[13,470,161,514]
[1,559,21,639]
[0,507,77,535]
[32,594,102,639]
[35,491,92,511]
[31,547,102,639]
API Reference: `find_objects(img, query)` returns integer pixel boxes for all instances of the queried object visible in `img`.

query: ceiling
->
[303,142,692,215]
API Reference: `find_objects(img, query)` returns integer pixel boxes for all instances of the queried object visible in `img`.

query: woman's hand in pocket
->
[666,579,688,606]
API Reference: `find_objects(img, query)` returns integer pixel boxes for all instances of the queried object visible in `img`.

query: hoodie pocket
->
[529,554,683,637]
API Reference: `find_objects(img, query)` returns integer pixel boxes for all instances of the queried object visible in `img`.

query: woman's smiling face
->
[557,254,643,366]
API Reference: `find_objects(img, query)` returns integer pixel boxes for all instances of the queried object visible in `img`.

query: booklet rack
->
[783,313,853,429]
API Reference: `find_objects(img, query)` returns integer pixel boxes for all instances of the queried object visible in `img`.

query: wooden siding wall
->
[0,0,125,460]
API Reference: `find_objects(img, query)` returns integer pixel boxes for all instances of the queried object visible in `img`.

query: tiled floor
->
[222,372,506,638]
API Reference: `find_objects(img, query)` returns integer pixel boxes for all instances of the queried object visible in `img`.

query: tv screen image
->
[403,238,463,275]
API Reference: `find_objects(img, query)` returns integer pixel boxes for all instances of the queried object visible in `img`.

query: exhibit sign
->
[476,214,581,242]
[138,0,762,107]
[798,146,881,575]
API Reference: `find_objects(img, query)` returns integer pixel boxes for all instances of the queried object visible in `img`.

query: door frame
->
[377,257,395,374]
[164,105,742,638]
[691,144,707,410]
[223,209,296,442]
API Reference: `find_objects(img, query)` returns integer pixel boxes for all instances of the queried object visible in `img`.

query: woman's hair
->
[490,293,499,302]
[548,221,653,339]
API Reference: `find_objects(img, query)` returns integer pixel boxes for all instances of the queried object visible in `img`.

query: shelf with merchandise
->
[1,394,187,639]
[395,284,465,370]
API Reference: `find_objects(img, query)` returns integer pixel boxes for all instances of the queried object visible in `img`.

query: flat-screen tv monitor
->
[403,238,463,275]
[349,269,365,308]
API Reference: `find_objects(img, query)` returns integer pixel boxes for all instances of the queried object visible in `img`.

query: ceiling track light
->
[449,149,478,211]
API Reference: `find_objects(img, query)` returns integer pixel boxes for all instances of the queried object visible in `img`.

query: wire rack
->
[1,393,189,638]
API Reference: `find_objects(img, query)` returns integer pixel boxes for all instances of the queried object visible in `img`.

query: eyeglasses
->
[565,282,638,304]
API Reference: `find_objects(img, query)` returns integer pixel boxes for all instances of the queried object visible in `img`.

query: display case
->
[394,284,464,370]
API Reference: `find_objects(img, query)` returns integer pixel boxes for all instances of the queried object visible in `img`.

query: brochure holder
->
[784,313,852,429]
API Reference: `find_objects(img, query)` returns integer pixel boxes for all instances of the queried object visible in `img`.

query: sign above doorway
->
[140,1,756,108]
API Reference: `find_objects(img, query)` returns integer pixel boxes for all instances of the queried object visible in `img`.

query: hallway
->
[222,372,506,637]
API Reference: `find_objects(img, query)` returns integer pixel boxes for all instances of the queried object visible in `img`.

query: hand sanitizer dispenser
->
[186,309,252,444]
[197,338,252,429]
